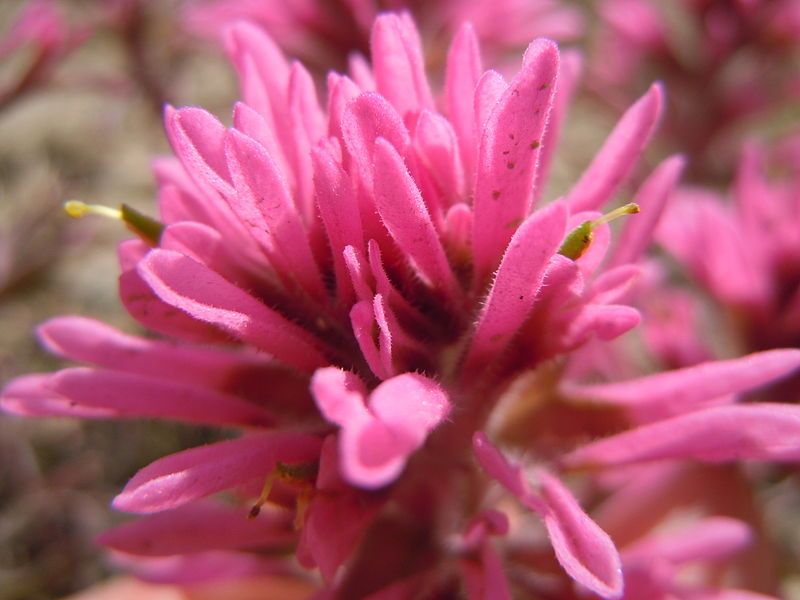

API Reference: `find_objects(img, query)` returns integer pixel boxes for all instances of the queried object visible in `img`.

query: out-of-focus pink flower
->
[589,0,800,179]
[4,12,800,599]
[651,137,800,374]
[184,0,583,71]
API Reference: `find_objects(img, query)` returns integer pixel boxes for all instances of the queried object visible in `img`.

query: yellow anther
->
[248,461,319,524]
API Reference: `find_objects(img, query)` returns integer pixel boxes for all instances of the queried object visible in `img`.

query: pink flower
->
[184,0,583,71]
[4,12,800,599]
[588,0,800,179]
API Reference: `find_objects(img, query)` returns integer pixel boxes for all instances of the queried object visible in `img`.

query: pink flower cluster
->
[590,0,800,178]
[4,10,800,599]
[184,0,583,70]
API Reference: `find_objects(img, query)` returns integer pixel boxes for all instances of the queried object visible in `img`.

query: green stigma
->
[558,202,640,260]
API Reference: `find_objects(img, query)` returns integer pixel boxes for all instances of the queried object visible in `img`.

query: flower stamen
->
[559,202,639,260]
[63,200,165,245]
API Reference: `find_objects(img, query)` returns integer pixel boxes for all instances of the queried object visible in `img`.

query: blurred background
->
[0,0,798,598]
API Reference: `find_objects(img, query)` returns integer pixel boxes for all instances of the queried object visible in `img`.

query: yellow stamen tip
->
[63,200,123,221]
[592,202,640,227]
[63,200,89,218]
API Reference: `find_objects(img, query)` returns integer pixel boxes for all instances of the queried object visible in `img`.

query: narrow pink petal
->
[1,374,112,418]
[225,129,325,301]
[349,300,391,380]
[565,84,663,213]
[117,238,148,272]
[98,502,293,556]
[370,13,434,117]
[138,249,327,372]
[223,21,291,151]
[343,245,375,304]
[164,106,233,198]
[472,432,528,500]
[114,432,323,513]
[310,366,368,426]
[37,316,276,389]
[287,61,325,223]
[537,471,623,599]
[563,349,800,421]
[623,517,752,566]
[160,221,222,269]
[473,70,507,139]
[327,72,361,144]
[564,403,800,468]
[414,109,465,207]
[232,101,292,190]
[472,434,622,598]
[372,138,460,298]
[341,92,410,190]
[47,367,272,427]
[463,201,567,372]
[119,269,228,344]
[561,304,641,349]
[444,202,472,258]
[610,155,685,267]
[445,23,482,181]
[472,39,559,285]
[313,144,364,304]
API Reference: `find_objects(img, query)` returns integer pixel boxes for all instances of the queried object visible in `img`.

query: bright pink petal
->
[610,155,685,267]
[45,367,271,427]
[37,316,279,389]
[349,300,391,380]
[623,517,752,566]
[445,23,482,181]
[119,268,228,344]
[473,434,622,598]
[473,70,507,138]
[537,471,624,599]
[463,201,567,372]
[341,92,410,191]
[413,109,465,208]
[472,39,559,285]
[225,128,325,300]
[138,249,326,371]
[564,403,800,468]
[563,349,800,421]
[566,84,663,213]
[164,106,233,198]
[370,13,434,117]
[372,138,460,299]
[1,373,112,418]
[114,432,323,513]
[98,502,293,556]
[313,143,364,304]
